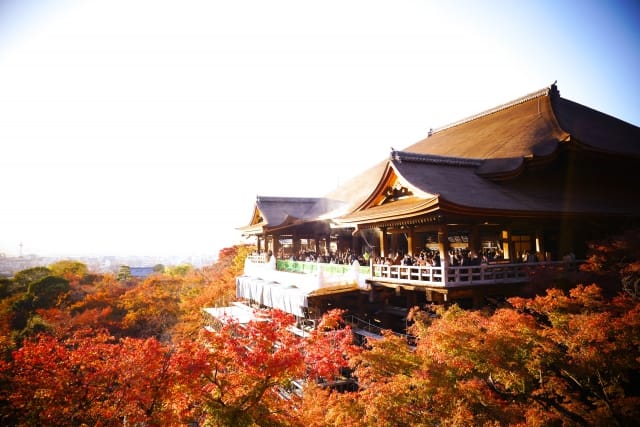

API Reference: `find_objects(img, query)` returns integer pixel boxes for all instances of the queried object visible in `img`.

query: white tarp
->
[236,258,366,317]
[236,276,308,317]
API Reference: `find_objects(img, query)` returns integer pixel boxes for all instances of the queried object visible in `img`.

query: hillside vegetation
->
[0,235,638,426]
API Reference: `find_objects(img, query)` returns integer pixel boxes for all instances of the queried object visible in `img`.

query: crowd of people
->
[264,246,561,266]
[281,246,518,268]
[373,247,506,268]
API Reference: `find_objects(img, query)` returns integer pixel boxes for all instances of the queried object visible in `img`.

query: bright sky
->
[0,0,638,257]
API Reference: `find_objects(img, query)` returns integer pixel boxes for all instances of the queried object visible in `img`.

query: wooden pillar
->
[407,290,417,310]
[353,231,362,255]
[292,234,301,260]
[438,224,450,268]
[470,224,480,255]
[256,236,261,253]
[501,228,511,260]
[272,234,280,259]
[416,231,426,254]
[378,227,386,258]
[407,227,415,256]
[391,232,399,256]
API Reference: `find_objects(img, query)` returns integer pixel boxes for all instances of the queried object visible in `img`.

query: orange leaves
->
[3,242,640,425]
[1,331,180,426]
[118,275,183,338]
[169,309,307,425]
[305,309,360,381]
[3,284,639,426]
[309,285,640,426]
[349,329,416,387]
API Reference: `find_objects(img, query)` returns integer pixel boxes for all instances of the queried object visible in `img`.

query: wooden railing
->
[244,255,579,289]
[370,261,576,287]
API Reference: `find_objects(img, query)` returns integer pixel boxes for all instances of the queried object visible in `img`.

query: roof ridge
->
[257,196,321,203]
[429,82,559,136]
[391,150,482,167]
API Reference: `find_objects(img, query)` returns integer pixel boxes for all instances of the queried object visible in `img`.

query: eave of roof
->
[245,196,322,229]
[335,196,440,226]
[237,221,267,235]
[339,144,640,227]
[392,154,640,217]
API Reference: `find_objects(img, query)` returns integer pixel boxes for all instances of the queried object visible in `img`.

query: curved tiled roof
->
[334,148,640,226]
[335,83,640,224]
[242,83,640,232]
[551,95,640,157]
[402,84,570,162]
[238,162,388,233]
[403,83,640,168]
[391,155,639,215]
[251,196,320,229]
[312,160,389,218]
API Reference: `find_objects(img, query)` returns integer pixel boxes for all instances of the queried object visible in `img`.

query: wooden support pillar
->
[256,236,261,253]
[425,289,433,302]
[407,227,415,256]
[501,228,511,261]
[470,224,480,256]
[353,231,362,255]
[438,224,450,268]
[272,234,280,259]
[378,227,386,258]
[391,232,399,256]
[292,234,301,259]
[407,289,417,310]
[438,224,450,265]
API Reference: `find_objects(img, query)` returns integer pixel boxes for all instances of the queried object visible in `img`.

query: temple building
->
[232,83,640,333]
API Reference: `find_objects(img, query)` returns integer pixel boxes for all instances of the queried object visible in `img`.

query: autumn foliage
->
[0,239,639,426]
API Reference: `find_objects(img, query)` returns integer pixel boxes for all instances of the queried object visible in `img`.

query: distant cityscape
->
[0,252,218,277]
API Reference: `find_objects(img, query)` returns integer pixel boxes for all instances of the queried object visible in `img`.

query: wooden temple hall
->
[234,83,640,333]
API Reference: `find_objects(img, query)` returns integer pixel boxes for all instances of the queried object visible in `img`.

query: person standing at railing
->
[401,254,413,266]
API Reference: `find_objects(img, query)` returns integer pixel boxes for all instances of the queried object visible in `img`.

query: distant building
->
[129,267,156,279]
